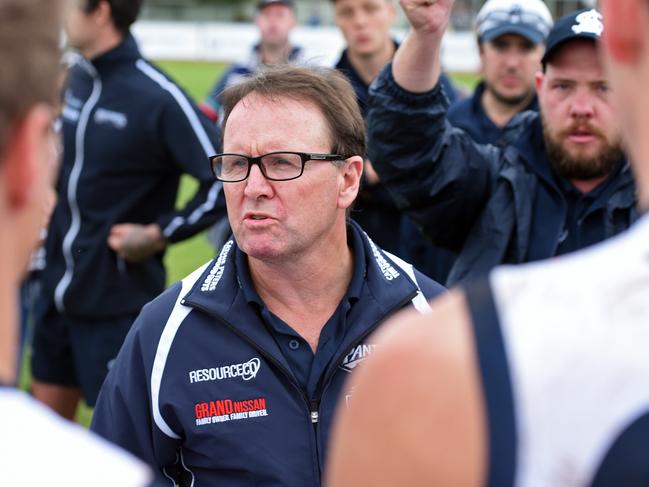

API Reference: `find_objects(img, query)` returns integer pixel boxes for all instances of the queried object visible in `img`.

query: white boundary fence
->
[132,21,480,72]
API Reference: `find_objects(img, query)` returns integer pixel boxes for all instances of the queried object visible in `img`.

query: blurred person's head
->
[536,9,623,182]
[256,0,297,51]
[600,0,649,208]
[215,66,365,262]
[476,0,552,106]
[332,0,396,59]
[0,0,61,380]
[65,0,143,58]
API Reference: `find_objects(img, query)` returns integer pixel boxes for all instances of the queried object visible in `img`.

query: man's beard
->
[542,115,624,181]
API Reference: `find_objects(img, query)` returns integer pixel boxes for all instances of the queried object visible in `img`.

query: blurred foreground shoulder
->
[326,290,486,487]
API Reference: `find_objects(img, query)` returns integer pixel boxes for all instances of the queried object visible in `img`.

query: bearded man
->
[364,6,636,285]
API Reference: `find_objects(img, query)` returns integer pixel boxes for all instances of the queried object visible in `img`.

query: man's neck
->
[0,250,17,385]
[347,41,396,86]
[259,43,292,66]
[248,229,354,352]
[81,30,124,61]
[481,88,533,128]
[571,174,610,194]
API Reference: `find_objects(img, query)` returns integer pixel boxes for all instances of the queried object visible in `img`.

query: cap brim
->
[258,0,292,9]
[480,24,545,45]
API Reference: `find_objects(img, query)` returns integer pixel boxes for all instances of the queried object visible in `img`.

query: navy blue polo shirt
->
[236,225,365,398]
[448,81,539,145]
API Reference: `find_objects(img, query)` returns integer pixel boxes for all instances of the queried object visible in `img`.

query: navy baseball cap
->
[476,0,553,45]
[257,0,294,10]
[541,9,603,66]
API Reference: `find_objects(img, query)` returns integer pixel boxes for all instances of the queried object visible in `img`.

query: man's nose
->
[243,163,274,198]
[570,88,595,118]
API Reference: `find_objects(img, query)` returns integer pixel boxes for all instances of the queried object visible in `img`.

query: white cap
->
[476,0,553,44]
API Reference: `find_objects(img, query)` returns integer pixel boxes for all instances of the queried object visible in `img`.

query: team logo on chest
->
[340,343,377,373]
[188,357,261,384]
[94,108,128,129]
[194,397,269,426]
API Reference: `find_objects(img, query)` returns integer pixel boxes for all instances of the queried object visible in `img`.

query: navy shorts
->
[31,306,137,406]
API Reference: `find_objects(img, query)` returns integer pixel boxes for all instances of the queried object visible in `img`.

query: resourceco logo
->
[189,357,261,384]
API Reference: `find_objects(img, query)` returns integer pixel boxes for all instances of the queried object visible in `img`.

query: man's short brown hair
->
[220,65,366,160]
[0,0,61,156]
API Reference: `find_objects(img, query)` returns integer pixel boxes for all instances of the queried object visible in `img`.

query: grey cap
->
[476,0,553,44]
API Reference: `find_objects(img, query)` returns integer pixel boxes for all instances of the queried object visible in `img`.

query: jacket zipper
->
[187,289,417,483]
[186,302,322,484]
[307,290,418,475]
[54,60,102,312]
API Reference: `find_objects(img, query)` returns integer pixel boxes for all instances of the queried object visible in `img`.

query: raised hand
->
[399,0,455,36]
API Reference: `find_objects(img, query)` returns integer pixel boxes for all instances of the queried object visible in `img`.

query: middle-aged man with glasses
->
[90,65,445,486]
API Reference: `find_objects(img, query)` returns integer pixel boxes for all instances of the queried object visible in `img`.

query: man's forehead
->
[487,32,538,46]
[545,40,606,82]
[234,92,319,112]
[225,94,328,141]
[545,38,602,70]
[334,0,392,6]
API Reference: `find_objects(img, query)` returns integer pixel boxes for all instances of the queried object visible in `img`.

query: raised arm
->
[393,0,455,92]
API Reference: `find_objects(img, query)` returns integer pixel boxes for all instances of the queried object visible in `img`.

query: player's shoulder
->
[489,215,649,354]
[366,289,472,387]
[128,58,192,104]
[492,216,649,315]
[138,259,214,324]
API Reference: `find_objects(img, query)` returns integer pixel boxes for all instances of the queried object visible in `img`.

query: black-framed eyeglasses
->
[209,151,345,182]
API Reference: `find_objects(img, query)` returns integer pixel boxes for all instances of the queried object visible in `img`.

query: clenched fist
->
[399,0,455,36]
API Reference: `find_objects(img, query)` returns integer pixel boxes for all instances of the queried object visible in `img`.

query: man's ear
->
[3,104,53,209]
[534,71,544,96]
[338,155,364,210]
[92,0,114,29]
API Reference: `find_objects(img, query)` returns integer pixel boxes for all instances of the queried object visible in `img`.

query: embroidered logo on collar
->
[189,357,261,384]
[367,237,400,281]
[571,9,603,36]
[202,240,234,292]
[195,397,268,426]
[340,343,377,373]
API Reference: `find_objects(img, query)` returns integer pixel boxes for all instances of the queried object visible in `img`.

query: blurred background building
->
[140,0,597,26]
[134,0,598,72]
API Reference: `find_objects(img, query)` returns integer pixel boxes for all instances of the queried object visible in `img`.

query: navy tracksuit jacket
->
[91,221,445,486]
[42,35,225,319]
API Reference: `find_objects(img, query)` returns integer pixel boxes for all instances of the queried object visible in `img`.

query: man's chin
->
[561,141,603,161]
[490,86,532,106]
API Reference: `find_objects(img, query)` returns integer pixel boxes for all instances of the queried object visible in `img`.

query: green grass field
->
[37,60,479,427]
